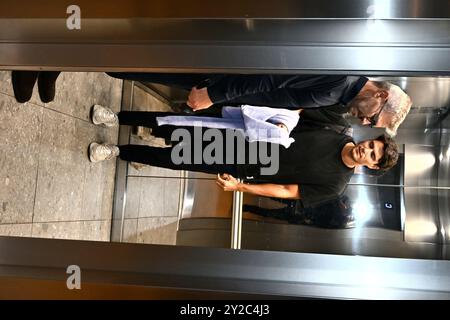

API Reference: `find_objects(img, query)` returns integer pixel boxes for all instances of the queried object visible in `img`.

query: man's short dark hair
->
[375,134,399,171]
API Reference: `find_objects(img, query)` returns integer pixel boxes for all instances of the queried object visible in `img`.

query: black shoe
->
[37,71,61,103]
[11,71,39,103]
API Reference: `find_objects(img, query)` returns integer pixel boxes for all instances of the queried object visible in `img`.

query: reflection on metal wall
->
[175,75,450,256]
[404,145,450,245]
[373,77,450,110]
[345,185,402,231]
[404,188,440,244]
[177,218,445,260]
[2,0,450,300]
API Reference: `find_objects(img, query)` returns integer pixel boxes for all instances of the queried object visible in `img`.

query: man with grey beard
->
[12,72,411,135]
[106,73,412,136]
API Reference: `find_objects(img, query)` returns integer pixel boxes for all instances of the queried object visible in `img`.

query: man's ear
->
[367,164,380,170]
[376,90,389,100]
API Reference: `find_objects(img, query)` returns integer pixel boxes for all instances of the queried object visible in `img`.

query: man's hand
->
[187,87,213,111]
[216,173,240,192]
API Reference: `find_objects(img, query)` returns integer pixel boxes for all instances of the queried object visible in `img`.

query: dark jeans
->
[117,110,238,176]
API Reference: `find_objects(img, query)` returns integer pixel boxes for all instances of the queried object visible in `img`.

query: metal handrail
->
[230,179,243,249]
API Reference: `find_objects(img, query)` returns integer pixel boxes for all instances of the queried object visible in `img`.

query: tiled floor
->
[0,71,121,241]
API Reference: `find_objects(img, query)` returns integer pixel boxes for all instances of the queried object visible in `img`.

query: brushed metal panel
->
[372,77,450,110]
[397,110,440,130]
[180,172,233,220]
[1,236,450,299]
[177,218,443,259]
[437,190,450,244]
[1,43,449,75]
[111,80,133,242]
[0,19,449,45]
[404,188,440,243]
[0,19,449,74]
[438,145,450,188]
[404,145,438,187]
[344,185,400,229]
[395,128,441,147]
[1,0,449,19]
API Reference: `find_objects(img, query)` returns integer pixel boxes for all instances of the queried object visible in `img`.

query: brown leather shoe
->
[37,71,61,103]
[11,71,39,103]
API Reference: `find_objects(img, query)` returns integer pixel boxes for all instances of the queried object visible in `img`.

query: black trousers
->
[117,111,238,176]
[243,200,304,224]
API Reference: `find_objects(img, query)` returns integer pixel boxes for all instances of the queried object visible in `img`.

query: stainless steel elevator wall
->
[169,74,450,258]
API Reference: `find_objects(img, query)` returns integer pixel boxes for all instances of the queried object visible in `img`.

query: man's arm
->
[216,174,301,199]
[187,74,340,111]
[187,75,283,111]
[206,75,282,103]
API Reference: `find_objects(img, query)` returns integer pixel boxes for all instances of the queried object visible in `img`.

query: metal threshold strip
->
[111,80,133,242]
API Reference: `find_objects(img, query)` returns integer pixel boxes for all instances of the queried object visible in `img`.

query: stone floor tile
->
[39,106,117,163]
[32,220,110,241]
[0,152,38,224]
[83,220,110,241]
[34,109,118,222]
[136,217,178,245]
[0,223,33,237]
[38,108,82,164]
[0,94,43,224]
[123,177,141,219]
[79,121,118,221]
[98,170,116,222]
[138,178,165,218]
[82,160,117,221]
[122,219,138,243]
[163,179,181,217]
[45,72,122,120]
[33,159,85,222]
[32,221,79,240]
[134,177,181,219]
[132,86,172,112]
[0,93,42,152]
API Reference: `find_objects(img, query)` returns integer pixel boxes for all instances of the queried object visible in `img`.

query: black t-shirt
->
[242,128,354,208]
[298,104,351,134]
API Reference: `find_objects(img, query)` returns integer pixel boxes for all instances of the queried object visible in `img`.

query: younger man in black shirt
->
[220,127,397,207]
